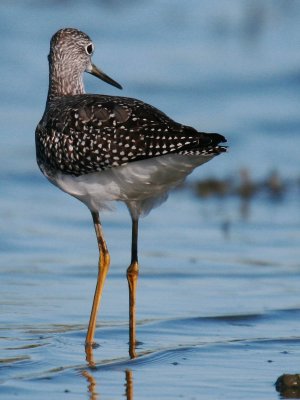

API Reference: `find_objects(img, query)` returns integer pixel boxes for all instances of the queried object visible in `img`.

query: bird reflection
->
[125,370,134,399]
[82,370,98,400]
[85,344,97,368]
[82,366,134,400]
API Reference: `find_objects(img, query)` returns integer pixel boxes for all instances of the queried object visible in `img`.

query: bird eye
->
[85,43,94,55]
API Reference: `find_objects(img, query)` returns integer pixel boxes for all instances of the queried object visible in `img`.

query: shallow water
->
[1,1,300,399]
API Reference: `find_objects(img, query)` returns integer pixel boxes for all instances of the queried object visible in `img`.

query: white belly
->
[45,154,214,218]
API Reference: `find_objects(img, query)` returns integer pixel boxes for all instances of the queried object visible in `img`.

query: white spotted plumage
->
[36,28,227,218]
[35,28,228,353]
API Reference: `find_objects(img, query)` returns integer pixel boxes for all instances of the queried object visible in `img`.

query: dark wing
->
[37,94,226,176]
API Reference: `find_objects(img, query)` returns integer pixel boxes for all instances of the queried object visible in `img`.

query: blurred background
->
[1,1,300,399]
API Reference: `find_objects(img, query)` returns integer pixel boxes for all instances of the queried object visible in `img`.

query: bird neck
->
[46,62,85,102]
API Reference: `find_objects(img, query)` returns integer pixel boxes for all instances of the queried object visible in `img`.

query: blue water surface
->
[1,1,300,399]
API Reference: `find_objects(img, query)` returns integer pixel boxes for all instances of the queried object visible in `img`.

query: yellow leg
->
[127,218,139,359]
[85,211,110,348]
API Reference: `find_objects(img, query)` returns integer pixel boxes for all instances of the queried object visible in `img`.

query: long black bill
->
[88,63,122,90]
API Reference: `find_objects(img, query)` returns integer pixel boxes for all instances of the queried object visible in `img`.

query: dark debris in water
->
[184,168,300,225]
[276,374,300,398]
[192,169,293,201]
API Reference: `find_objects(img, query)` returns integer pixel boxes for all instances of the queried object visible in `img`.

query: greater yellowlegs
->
[35,28,227,359]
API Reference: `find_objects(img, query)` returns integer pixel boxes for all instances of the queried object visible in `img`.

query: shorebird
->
[35,28,227,359]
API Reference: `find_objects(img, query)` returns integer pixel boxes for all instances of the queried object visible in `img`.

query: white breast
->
[46,153,214,218]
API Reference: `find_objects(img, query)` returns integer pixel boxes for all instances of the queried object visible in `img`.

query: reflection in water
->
[238,169,256,220]
[125,370,134,400]
[82,367,134,400]
[82,370,98,400]
[85,344,97,368]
